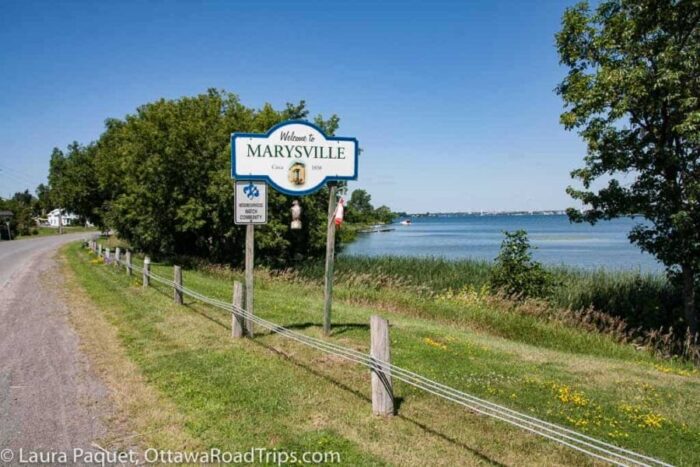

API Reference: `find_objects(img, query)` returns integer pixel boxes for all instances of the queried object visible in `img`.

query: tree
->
[489,230,555,299]
[374,205,395,224]
[0,190,38,237]
[48,143,104,227]
[556,0,700,334]
[346,189,374,223]
[90,89,344,265]
[35,183,53,216]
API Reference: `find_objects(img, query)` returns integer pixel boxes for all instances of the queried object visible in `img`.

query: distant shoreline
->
[405,211,567,217]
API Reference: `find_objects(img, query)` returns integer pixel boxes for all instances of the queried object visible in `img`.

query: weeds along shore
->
[193,253,698,365]
[96,234,699,365]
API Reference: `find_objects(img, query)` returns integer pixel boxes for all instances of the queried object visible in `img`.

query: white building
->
[47,208,79,227]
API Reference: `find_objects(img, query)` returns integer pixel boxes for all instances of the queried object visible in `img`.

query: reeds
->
[295,255,698,364]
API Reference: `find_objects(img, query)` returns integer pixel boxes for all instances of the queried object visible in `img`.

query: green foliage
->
[292,253,692,356]
[57,89,361,265]
[0,190,40,238]
[345,189,398,225]
[49,142,103,226]
[295,254,492,292]
[34,183,53,215]
[550,267,682,331]
[556,0,700,332]
[45,90,391,264]
[490,230,555,299]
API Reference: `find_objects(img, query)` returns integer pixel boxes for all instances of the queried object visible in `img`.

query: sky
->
[0,0,588,213]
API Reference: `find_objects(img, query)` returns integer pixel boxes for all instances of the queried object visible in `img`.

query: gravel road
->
[0,233,109,462]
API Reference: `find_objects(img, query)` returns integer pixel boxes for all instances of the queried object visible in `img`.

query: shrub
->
[489,230,555,299]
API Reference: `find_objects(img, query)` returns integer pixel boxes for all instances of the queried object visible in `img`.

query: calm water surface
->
[341,215,662,272]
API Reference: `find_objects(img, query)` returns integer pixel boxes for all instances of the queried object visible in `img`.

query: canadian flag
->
[334,198,345,226]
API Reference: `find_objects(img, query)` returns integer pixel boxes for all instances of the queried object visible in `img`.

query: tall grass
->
[294,255,698,362]
[550,267,683,330]
[296,255,492,292]
[94,235,698,363]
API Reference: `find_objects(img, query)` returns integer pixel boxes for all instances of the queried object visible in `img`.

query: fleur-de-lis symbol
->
[243,182,259,200]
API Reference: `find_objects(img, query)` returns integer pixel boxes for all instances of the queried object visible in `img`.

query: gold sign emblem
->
[288,162,306,186]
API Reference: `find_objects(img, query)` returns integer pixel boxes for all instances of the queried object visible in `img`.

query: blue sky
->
[0,0,587,212]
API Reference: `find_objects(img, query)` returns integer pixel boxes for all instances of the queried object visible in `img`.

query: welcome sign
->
[231,120,358,195]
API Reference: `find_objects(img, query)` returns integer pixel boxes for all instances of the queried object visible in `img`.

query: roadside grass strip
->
[69,242,700,465]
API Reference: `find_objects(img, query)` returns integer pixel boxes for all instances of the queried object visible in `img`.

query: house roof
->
[48,208,78,218]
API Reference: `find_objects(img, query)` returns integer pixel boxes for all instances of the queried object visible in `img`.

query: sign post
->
[0,211,12,241]
[323,184,337,336]
[234,180,267,337]
[232,120,358,336]
[245,224,255,336]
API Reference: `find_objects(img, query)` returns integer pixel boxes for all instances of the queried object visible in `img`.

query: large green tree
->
[346,189,374,223]
[92,89,342,265]
[49,142,104,226]
[0,190,38,238]
[556,0,700,333]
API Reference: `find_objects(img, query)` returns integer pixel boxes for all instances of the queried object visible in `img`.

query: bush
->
[489,230,555,299]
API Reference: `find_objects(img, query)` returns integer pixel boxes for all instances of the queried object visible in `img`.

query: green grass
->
[68,242,700,465]
[298,255,684,333]
[18,225,96,238]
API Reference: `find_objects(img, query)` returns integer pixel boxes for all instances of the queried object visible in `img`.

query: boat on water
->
[400,219,412,225]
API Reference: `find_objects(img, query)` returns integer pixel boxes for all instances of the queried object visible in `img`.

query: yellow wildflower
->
[641,413,664,429]
[423,337,447,350]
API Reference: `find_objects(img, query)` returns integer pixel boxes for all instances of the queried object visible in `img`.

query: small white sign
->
[235,181,267,225]
[231,120,358,195]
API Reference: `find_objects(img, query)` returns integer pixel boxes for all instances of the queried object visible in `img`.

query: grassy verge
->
[18,225,96,238]
[296,256,687,340]
[66,242,700,465]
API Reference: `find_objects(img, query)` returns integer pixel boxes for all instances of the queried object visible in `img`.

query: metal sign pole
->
[323,183,338,336]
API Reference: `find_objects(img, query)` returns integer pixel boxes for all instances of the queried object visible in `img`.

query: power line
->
[0,164,38,186]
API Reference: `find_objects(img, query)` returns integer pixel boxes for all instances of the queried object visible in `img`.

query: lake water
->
[341,215,662,272]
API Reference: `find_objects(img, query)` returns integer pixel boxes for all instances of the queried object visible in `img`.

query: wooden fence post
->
[143,256,150,288]
[232,281,244,339]
[98,244,102,256]
[173,265,183,304]
[115,247,121,265]
[105,247,111,263]
[126,250,132,276]
[370,315,394,416]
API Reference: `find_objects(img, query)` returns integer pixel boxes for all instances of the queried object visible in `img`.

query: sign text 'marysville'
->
[232,120,358,196]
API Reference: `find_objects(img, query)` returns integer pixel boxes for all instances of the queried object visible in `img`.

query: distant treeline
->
[0,189,51,238]
[40,89,397,265]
